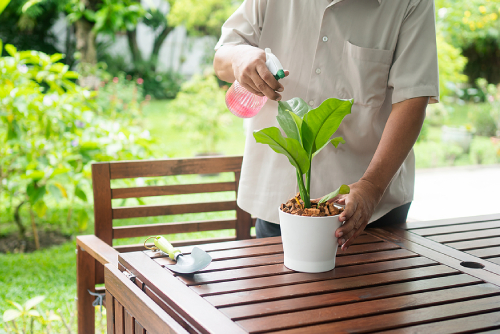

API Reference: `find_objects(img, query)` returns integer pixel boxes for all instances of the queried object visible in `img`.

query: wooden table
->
[107,218,500,333]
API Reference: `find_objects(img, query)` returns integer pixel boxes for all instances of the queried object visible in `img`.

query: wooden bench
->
[76,155,253,334]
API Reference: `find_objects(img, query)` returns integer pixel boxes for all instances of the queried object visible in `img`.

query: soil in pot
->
[280,193,344,217]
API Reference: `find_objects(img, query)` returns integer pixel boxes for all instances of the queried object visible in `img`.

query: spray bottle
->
[225,48,285,118]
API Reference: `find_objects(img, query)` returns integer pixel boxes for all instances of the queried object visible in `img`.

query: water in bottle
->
[225,48,285,118]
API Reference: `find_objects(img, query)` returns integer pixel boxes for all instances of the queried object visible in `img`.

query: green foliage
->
[168,0,242,38]
[469,102,497,136]
[169,71,233,153]
[66,0,145,35]
[0,42,152,237]
[470,137,500,164]
[436,1,500,84]
[254,97,352,207]
[436,33,468,98]
[2,295,62,333]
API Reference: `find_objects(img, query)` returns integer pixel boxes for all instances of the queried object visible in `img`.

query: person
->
[213,0,439,250]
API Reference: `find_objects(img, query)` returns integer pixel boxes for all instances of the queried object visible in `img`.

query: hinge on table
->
[123,270,136,284]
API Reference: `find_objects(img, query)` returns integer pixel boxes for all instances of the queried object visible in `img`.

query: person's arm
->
[214,45,287,101]
[334,96,429,250]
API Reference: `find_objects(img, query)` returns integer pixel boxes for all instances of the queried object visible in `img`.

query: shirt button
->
[315,68,321,74]
[309,100,314,106]
[322,36,328,42]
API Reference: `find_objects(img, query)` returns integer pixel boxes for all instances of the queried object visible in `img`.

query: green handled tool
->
[146,236,212,274]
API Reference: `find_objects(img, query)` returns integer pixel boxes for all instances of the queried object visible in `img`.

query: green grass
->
[143,100,246,158]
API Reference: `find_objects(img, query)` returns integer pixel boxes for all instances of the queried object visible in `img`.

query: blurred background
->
[0,0,499,332]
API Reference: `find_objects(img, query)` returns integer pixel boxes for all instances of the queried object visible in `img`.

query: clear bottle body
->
[225,80,268,118]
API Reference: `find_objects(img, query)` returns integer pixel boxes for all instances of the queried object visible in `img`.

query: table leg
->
[77,245,96,334]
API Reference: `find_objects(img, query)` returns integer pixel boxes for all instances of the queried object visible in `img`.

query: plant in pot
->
[254,97,353,273]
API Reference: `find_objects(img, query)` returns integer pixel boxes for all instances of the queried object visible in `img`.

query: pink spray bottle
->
[225,48,285,118]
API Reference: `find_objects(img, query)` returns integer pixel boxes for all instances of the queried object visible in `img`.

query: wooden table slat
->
[445,236,500,251]
[467,246,500,258]
[236,283,500,333]
[411,220,500,237]
[378,311,500,334]
[272,295,500,334]
[205,265,459,307]
[400,213,500,230]
[191,257,437,296]
[429,228,500,243]
[220,274,481,320]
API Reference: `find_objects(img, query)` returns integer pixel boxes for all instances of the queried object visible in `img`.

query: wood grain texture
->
[191,257,437,296]
[205,266,459,307]
[237,283,500,333]
[77,245,95,334]
[429,228,500,243]
[112,201,236,219]
[411,220,500,236]
[220,274,480,320]
[135,320,146,334]
[124,311,134,334]
[111,182,235,199]
[108,156,243,179]
[234,171,252,240]
[105,290,114,334]
[92,163,113,284]
[379,311,500,334]
[118,252,247,334]
[114,299,124,334]
[400,213,500,230]
[104,264,189,334]
[272,295,500,334]
[77,235,119,267]
[113,219,237,239]
[368,227,500,286]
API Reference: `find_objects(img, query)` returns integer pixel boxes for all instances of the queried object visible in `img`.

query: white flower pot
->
[278,208,342,273]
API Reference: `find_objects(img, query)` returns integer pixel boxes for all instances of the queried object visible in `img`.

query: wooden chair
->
[76,155,253,334]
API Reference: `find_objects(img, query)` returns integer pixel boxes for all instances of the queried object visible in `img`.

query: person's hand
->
[231,45,289,101]
[332,179,384,251]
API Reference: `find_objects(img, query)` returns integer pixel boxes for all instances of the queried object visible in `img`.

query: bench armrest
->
[76,235,119,267]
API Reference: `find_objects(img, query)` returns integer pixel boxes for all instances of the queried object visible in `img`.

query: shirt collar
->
[330,0,381,5]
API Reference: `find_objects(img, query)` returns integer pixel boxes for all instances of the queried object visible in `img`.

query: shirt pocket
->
[338,40,394,108]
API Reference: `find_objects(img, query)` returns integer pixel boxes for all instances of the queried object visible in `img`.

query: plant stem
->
[296,171,310,208]
[29,207,40,250]
[14,200,27,239]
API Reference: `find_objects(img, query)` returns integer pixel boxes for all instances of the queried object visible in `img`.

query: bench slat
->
[111,182,236,199]
[112,201,237,219]
[113,219,237,239]
[107,156,243,179]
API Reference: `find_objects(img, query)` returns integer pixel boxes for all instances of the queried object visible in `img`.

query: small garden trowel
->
[151,236,212,274]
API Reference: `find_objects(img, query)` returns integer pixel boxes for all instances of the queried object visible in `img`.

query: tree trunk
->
[30,207,40,250]
[150,26,174,72]
[74,18,99,89]
[14,201,26,239]
[127,29,143,64]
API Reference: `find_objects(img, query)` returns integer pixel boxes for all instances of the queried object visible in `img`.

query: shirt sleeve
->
[214,0,267,51]
[388,0,440,104]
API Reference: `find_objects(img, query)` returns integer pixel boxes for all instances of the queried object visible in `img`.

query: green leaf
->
[302,98,353,157]
[63,71,79,79]
[27,183,46,204]
[0,39,3,55]
[4,43,16,57]
[50,53,65,63]
[22,0,42,12]
[254,127,310,175]
[0,0,10,15]
[48,184,63,200]
[3,309,21,322]
[27,310,41,317]
[312,136,346,158]
[7,300,23,312]
[75,186,87,202]
[319,184,351,204]
[77,209,89,232]
[33,200,48,217]
[276,101,305,143]
[24,296,45,310]
[281,97,311,118]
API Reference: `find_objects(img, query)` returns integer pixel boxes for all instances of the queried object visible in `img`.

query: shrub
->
[0,41,153,242]
[414,141,466,168]
[470,137,499,164]
[468,103,497,137]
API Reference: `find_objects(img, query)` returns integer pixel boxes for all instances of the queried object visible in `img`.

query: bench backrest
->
[92,156,253,254]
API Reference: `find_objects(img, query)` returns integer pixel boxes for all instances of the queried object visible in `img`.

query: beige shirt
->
[216,0,439,224]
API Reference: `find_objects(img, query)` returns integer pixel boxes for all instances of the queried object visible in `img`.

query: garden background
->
[1,0,500,332]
